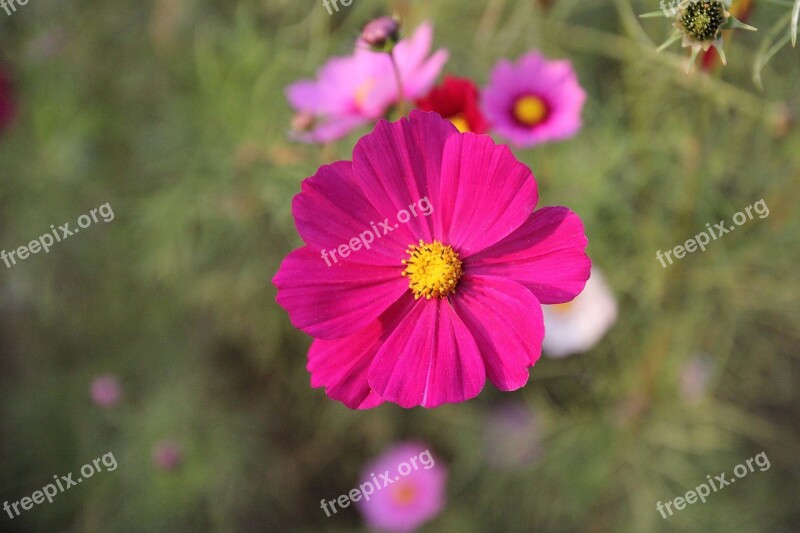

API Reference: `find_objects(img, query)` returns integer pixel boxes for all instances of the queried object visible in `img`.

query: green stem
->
[389,51,408,116]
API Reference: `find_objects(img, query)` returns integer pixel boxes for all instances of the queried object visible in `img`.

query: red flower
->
[415,76,488,134]
[0,66,16,134]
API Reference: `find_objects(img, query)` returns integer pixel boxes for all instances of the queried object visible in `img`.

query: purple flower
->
[90,374,122,407]
[484,403,543,467]
[679,355,715,403]
[356,442,446,532]
[483,51,585,147]
[152,440,182,471]
[286,23,448,143]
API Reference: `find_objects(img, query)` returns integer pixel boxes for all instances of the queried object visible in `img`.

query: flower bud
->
[360,16,401,53]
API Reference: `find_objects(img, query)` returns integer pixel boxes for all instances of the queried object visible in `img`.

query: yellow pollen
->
[390,482,418,506]
[401,240,463,300]
[550,301,576,315]
[514,96,548,126]
[449,115,471,133]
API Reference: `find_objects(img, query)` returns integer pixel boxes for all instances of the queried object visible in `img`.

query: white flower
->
[542,268,617,358]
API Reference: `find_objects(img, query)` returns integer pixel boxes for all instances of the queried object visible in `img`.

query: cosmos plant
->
[642,0,757,70]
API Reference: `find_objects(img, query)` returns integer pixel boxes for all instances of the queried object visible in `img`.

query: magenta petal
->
[368,298,486,408]
[307,294,416,409]
[437,133,537,256]
[352,110,458,245]
[308,327,385,410]
[451,275,543,390]
[273,246,407,339]
[467,206,591,304]
[293,161,407,264]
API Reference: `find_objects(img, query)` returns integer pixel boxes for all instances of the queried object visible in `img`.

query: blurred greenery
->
[0,0,798,531]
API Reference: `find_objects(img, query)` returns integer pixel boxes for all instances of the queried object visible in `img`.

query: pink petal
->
[273,246,407,339]
[308,328,384,410]
[403,49,450,100]
[451,275,544,389]
[368,298,486,408]
[437,133,538,256]
[307,293,416,409]
[289,115,370,144]
[292,161,408,264]
[467,206,591,304]
[352,110,458,244]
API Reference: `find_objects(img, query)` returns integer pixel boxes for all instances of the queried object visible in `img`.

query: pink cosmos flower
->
[356,442,446,532]
[273,110,591,409]
[286,23,448,143]
[482,51,585,147]
[90,374,122,407]
[483,403,543,467]
[0,66,17,134]
[152,440,182,471]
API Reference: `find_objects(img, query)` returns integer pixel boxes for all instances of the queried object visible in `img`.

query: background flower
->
[286,23,447,143]
[356,442,446,532]
[483,403,543,467]
[541,268,617,357]
[90,374,123,407]
[152,440,183,471]
[482,51,585,147]
[0,66,17,133]
[415,75,489,133]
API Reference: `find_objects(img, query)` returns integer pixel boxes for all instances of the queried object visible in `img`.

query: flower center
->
[681,1,725,41]
[513,95,548,127]
[402,240,463,300]
[354,78,377,110]
[550,301,576,315]
[390,481,418,506]
[449,114,470,133]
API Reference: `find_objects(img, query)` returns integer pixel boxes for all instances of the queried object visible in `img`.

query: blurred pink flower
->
[356,442,446,532]
[273,111,591,409]
[679,355,715,402]
[482,51,585,147]
[0,66,17,134]
[286,23,448,143]
[152,440,182,471]
[90,374,122,407]
[484,403,543,467]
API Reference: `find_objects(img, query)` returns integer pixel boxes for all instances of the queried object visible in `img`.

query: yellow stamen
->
[550,301,575,315]
[401,240,463,300]
[449,115,470,133]
[514,96,548,126]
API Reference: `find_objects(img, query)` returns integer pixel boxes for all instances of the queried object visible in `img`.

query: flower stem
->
[389,51,408,116]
